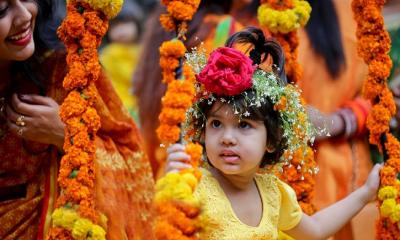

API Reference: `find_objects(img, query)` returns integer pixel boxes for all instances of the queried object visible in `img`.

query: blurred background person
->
[100,0,144,121]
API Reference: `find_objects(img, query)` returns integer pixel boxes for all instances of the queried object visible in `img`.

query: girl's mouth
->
[220,151,240,164]
[7,27,32,47]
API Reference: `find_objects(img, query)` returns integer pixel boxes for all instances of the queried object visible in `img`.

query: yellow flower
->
[72,218,93,239]
[378,186,398,201]
[155,172,196,203]
[257,0,311,33]
[380,199,397,217]
[390,204,400,222]
[52,208,79,230]
[88,225,106,240]
[181,172,198,190]
[77,0,123,18]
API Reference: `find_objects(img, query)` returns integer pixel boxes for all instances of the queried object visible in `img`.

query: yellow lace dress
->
[194,169,302,240]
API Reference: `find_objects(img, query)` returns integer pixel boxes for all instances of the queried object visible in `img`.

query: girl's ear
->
[265,143,276,153]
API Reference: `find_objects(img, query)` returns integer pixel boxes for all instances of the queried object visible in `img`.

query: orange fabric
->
[297,1,374,239]
[0,51,155,239]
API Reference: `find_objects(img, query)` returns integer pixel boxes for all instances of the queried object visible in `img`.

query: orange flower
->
[63,61,88,90]
[274,96,287,111]
[167,2,197,22]
[157,124,181,144]
[185,143,203,169]
[63,11,85,38]
[160,40,186,58]
[50,1,106,237]
[83,11,108,36]
[385,134,400,159]
[160,14,176,32]
[82,107,101,133]
[60,91,88,121]
[159,107,188,123]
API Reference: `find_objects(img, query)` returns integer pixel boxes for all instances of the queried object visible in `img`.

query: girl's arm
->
[285,163,382,240]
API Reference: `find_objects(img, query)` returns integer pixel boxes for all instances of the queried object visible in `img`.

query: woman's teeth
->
[9,29,30,41]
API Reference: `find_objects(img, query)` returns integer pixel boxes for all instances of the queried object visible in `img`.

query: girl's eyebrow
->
[207,111,223,118]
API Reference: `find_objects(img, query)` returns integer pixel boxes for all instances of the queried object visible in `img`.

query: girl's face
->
[0,0,37,62]
[205,102,267,176]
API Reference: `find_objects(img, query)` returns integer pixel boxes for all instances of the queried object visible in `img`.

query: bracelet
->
[337,108,358,139]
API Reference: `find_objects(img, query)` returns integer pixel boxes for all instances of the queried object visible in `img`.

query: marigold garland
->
[48,0,119,239]
[352,0,400,238]
[258,0,316,215]
[156,2,202,239]
[160,0,201,36]
[258,0,309,83]
[257,0,311,34]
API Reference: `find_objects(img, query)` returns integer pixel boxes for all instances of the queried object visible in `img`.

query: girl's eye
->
[0,5,8,18]
[211,120,221,128]
[238,121,251,129]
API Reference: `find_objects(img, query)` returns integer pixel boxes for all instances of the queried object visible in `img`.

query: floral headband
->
[184,46,316,164]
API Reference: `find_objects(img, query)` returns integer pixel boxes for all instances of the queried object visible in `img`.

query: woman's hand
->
[361,163,383,203]
[6,93,65,149]
[165,144,193,174]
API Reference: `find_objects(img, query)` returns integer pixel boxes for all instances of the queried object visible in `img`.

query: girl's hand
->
[361,163,383,203]
[165,144,192,174]
[6,94,65,149]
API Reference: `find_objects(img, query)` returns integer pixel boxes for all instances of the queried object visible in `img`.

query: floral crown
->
[183,46,316,164]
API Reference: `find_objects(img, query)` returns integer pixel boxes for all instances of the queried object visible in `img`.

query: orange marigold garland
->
[155,1,202,239]
[258,0,316,215]
[160,0,201,37]
[352,0,400,238]
[48,0,120,239]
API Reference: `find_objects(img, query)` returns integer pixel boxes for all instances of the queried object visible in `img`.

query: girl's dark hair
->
[197,27,287,167]
[226,27,287,84]
[12,0,61,95]
[305,0,346,78]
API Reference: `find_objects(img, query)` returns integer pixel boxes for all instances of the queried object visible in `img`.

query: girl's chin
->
[9,42,35,61]
[218,164,243,174]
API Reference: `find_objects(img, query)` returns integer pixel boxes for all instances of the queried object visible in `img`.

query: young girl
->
[165,27,382,239]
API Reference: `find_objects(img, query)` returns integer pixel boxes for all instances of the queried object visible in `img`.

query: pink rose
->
[196,47,255,96]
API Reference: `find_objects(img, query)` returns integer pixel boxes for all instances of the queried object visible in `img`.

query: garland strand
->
[258,0,310,84]
[155,1,203,239]
[48,1,121,239]
[351,1,400,238]
[258,0,316,215]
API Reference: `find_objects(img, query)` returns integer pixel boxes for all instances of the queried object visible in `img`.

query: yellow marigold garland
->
[258,0,310,83]
[48,0,119,239]
[155,1,202,239]
[74,0,123,19]
[258,0,317,215]
[352,0,400,238]
[257,0,311,34]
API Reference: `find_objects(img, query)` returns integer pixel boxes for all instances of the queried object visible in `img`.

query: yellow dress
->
[100,43,140,120]
[194,169,302,240]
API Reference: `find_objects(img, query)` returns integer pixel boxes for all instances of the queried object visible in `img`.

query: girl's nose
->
[14,1,33,27]
[220,128,237,146]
